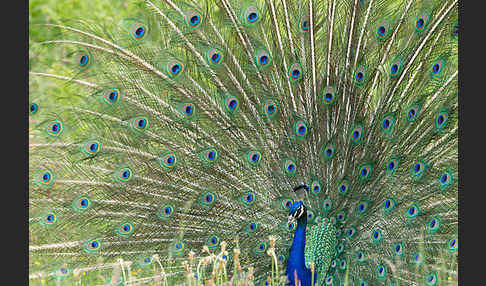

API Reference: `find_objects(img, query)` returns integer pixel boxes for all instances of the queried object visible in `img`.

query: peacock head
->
[287,201,307,228]
[288,184,310,227]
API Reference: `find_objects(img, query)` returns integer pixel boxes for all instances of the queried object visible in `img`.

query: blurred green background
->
[29,0,141,110]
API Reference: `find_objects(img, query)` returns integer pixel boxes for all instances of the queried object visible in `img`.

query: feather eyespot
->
[115,167,133,183]
[30,103,38,115]
[390,57,404,78]
[377,264,387,279]
[170,241,185,255]
[239,191,256,207]
[130,23,148,40]
[439,170,454,190]
[242,7,260,26]
[300,16,309,32]
[384,198,396,213]
[41,212,57,226]
[372,230,382,242]
[283,159,297,175]
[426,273,438,286]
[386,158,399,175]
[322,86,337,105]
[336,212,345,222]
[206,235,220,248]
[258,242,267,251]
[81,139,101,156]
[322,198,332,212]
[339,259,346,270]
[246,150,262,166]
[448,238,457,251]
[207,48,223,65]
[411,160,427,179]
[415,12,430,32]
[46,121,63,137]
[139,256,152,266]
[157,204,175,219]
[357,251,365,262]
[84,239,102,253]
[206,194,213,202]
[347,226,356,238]
[266,103,275,114]
[350,124,364,143]
[186,10,203,28]
[407,204,420,218]
[376,20,391,39]
[321,141,336,161]
[248,222,257,232]
[255,49,271,69]
[407,104,420,121]
[208,151,216,160]
[394,243,404,256]
[224,95,239,113]
[430,59,446,78]
[130,116,148,132]
[166,60,184,78]
[75,51,91,68]
[184,103,195,116]
[159,153,177,170]
[354,65,368,85]
[104,89,120,104]
[413,252,423,265]
[41,171,52,183]
[199,191,216,208]
[116,222,135,237]
[359,164,373,181]
[435,109,450,131]
[200,148,218,164]
[381,114,396,134]
[289,63,303,82]
[73,196,92,212]
[281,198,294,211]
[310,180,321,195]
[294,120,309,138]
[428,217,441,232]
[338,179,349,195]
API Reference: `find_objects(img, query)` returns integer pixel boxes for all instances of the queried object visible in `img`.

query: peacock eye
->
[79,54,89,66]
[260,56,268,64]
[30,103,38,114]
[206,194,213,202]
[255,49,271,69]
[185,10,203,28]
[191,15,199,25]
[135,27,145,38]
[267,105,275,113]
[185,105,193,115]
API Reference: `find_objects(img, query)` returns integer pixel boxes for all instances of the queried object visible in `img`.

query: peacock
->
[29,0,458,285]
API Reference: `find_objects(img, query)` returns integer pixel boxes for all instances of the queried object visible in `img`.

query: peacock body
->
[29,0,458,285]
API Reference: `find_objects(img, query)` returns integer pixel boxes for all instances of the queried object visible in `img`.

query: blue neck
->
[286,217,314,286]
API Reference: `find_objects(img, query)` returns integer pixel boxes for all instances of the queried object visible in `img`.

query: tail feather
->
[30,0,457,285]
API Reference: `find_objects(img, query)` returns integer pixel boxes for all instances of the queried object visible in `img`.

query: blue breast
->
[286,216,316,286]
